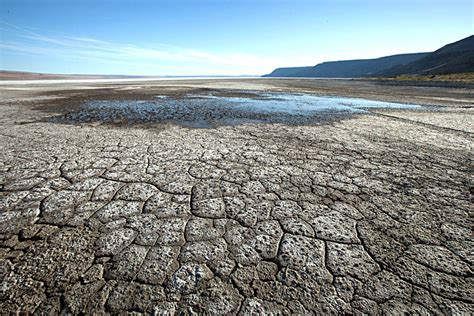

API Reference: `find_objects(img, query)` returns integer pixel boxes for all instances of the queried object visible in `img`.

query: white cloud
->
[0,20,320,75]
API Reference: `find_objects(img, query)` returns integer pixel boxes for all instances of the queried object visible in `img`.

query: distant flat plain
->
[1,78,472,314]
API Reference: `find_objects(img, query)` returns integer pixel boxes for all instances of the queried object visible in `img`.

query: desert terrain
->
[0,78,473,314]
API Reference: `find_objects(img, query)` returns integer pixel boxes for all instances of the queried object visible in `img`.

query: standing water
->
[58,92,422,127]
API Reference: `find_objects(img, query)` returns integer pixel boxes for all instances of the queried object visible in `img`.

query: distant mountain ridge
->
[264,53,428,78]
[264,35,473,78]
[0,71,148,80]
[263,66,313,77]
[376,35,474,76]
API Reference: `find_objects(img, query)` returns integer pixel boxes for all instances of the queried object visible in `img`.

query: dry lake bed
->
[0,78,473,314]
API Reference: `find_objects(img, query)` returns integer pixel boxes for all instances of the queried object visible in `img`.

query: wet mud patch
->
[45,91,423,128]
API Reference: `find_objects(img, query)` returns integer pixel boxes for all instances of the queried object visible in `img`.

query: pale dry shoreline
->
[1,77,472,105]
[1,79,473,314]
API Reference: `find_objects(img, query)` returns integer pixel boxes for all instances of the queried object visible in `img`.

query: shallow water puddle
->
[60,92,422,127]
[193,93,421,113]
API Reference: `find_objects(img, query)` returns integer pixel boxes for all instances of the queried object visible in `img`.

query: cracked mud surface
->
[1,79,473,314]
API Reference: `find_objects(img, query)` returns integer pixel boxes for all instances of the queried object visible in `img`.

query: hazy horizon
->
[1,0,472,76]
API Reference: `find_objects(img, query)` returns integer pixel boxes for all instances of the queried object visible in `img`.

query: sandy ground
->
[0,78,473,314]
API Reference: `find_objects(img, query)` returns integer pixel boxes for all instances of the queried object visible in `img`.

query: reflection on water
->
[58,92,422,127]
[193,93,420,113]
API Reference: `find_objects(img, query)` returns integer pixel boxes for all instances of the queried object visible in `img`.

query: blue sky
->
[0,0,472,76]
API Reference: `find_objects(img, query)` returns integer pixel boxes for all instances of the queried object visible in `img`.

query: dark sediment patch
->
[40,91,423,128]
